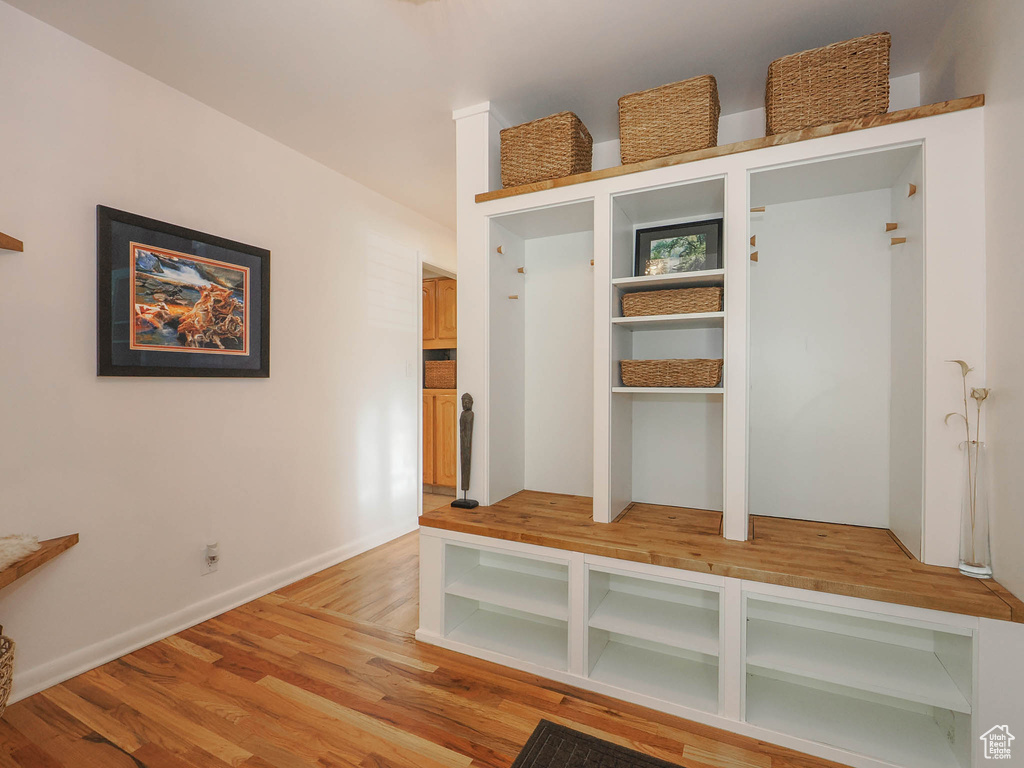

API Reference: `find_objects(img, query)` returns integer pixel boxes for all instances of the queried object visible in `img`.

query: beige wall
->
[924,0,1024,598]
[0,0,454,699]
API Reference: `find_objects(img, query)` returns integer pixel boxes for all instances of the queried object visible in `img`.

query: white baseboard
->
[10,520,418,704]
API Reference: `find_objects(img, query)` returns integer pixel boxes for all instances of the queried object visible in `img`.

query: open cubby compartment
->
[744,594,973,768]
[488,200,595,504]
[747,143,926,551]
[585,566,721,713]
[443,543,571,670]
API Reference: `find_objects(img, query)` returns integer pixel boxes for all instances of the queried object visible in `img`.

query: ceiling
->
[7,0,963,229]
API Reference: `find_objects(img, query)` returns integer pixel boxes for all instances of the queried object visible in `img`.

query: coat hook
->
[517,266,525,274]
[750,206,766,213]
[907,183,917,198]
[590,259,594,266]
[496,245,504,254]
[750,251,759,262]
[750,235,756,247]
[886,223,899,232]
[508,294,519,300]
[891,237,907,246]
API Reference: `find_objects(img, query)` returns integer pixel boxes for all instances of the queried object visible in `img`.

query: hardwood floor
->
[1,532,845,768]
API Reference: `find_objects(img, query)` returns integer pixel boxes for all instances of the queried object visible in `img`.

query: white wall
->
[524,232,595,497]
[748,190,893,526]
[923,0,1024,598]
[0,1,455,701]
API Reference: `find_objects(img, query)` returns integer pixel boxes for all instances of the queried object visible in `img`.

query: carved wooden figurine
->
[451,392,479,509]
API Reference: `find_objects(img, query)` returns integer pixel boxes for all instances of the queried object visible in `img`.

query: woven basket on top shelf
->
[0,632,13,717]
[621,359,723,388]
[618,75,720,164]
[425,360,456,390]
[765,32,891,136]
[500,111,593,188]
[622,286,722,317]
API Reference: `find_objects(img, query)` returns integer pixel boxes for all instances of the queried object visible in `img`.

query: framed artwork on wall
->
[634,218,723,277]
[96,205,270,377]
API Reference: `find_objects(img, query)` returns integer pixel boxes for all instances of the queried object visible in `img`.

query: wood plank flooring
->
[1,532,845,768]
[420,490,1022,622]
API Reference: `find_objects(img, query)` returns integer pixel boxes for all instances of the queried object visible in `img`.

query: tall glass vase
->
[959,440,992,578]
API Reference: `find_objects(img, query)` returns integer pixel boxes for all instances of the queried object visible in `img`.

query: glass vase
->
[959,440,992,578]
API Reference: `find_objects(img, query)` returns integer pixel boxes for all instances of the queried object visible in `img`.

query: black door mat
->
[511,720,688,768]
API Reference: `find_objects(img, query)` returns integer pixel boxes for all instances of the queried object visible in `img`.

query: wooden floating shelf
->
[476,96,984,204]
[0,534,79,591]
[0,231,24,252]
[612,312,724,331]
[612,387,724,395]
[612,269,724,293]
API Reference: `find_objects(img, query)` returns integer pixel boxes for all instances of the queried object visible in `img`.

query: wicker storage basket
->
[622,287,722,318]
[0,633,13,718]
[621,359,723,388]
[425,360,456,390]
[500,112,593,188]
[765,32,891,136]
[618,75,720,164]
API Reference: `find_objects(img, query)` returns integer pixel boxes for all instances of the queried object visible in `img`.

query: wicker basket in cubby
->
[765,32,891,136]
[0,632,13,717]
[621,359,723,388]
[500,112,593,188]
[621,286,722,317]
[425,360,456,390]
[618,74,720,164]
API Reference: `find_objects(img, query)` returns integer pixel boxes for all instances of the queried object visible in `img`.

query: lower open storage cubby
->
[443,543,571,670]
[586,566,721,712]
[745,595,973,768]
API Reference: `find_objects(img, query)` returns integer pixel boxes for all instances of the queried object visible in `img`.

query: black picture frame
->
[97,205,270,377]
[634,218,723,277]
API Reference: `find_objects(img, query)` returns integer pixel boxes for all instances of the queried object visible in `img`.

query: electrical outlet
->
[202,542,220,576]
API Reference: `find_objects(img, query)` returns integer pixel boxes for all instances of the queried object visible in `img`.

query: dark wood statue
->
[451,392,479,509]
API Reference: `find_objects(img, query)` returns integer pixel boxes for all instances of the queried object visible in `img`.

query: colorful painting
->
[131,244,249,354]
[97,205,270,377]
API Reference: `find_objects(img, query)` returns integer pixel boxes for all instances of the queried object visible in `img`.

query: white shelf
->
[589,591,718,656]
[746,674,963,768]
[613,387,724,395]
[448,609,568,671]
[590,641,718,713]
[746,619,971,714]
[446,565,568,621]
[612,269,725,293]
[611,312,725,331]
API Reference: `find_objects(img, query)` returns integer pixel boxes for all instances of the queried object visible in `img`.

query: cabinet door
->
[436,278,457,342]
[422,279,437,342]
[423,392,434,484]
[434,393,458,487]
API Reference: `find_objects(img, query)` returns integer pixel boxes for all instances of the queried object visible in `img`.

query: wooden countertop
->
[477,95,985,204]
[420,490,1023,623]
[0,534,79,592]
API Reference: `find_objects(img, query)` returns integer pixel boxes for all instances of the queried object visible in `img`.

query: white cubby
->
[488,200,595,503]
[608,178,726,515]
[746,143,926,550]
[443,544,570,670]
[745,594,973,768]
[586,567,721,712]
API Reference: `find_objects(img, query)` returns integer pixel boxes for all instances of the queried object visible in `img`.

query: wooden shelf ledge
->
[0,232,24,252]
[476,95,985,204]
[420,490,1023,623]
[0,534,79,591]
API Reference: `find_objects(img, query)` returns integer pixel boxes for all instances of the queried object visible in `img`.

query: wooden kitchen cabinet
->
[423,278,456,349]
[423,389,457,487]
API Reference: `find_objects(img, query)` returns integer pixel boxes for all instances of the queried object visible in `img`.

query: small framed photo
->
[635,218,723,277]
[97,205,270,377]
